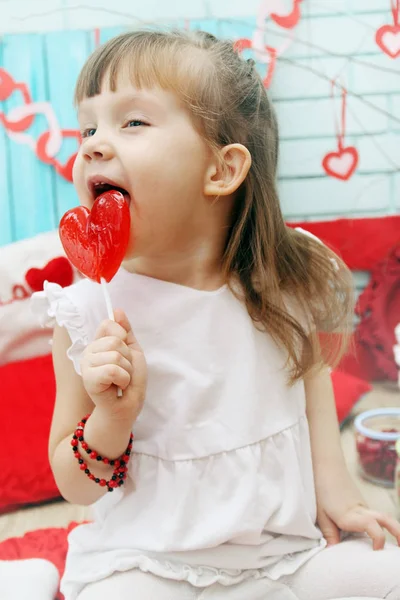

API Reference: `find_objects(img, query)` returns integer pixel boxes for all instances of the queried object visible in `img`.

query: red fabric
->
[331,370,372,423]
[0,354,60,513]
[356,244,400,381]
[288,216,400,271]
[337,340,383,382]
[0,522,82,600]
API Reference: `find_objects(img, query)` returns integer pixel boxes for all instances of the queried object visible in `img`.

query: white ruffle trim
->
[31,281,88,374]
[62,553,285,599]
[62,541,326,600]
[91,553,266,587]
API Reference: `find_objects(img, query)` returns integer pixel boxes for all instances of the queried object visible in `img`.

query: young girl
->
[33,29,400,600]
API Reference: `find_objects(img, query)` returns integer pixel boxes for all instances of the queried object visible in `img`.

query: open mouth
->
[92,181,131,204]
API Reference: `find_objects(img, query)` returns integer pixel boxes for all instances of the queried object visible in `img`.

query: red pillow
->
[0,354,60,513]
[331,370,372,424]
[0,522,82,600]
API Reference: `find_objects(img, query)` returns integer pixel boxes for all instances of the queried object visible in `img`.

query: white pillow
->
[0,230,79,365]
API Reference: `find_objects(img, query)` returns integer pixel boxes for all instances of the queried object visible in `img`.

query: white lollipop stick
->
[101,277,123,398]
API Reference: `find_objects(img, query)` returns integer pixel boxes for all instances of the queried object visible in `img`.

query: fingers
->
[89,351,132,376]
[114,309,142,351]
[81,332,134,395]
[96,312,141,352]
[91,364,131,391]
[375,513,400,547]
[318,511,341,547]
[323,526,341,547]
[89,336,132,362]
[95,318,129,342]
[345,511,386,551]
[363,519,386,551]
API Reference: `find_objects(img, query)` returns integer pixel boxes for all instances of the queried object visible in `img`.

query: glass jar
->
[354,408,400,487]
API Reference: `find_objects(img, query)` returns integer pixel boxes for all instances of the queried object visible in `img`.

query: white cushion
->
[0,230,79,365]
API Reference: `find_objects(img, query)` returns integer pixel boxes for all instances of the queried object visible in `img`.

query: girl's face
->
[74,73,213,260]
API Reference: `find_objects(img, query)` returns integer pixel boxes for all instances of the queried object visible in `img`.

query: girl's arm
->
[305,367,364,509]
[49,324,137,506]
[305,367,400,549]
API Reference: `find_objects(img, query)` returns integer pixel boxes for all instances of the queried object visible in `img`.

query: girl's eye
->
[81,128,96,138]
[126,120,146,128]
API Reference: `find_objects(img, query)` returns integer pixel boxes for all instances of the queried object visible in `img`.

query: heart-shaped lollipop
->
[59,190,131,283]
[59,190,131,398]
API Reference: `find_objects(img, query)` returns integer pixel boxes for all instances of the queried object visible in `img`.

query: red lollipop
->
[59,190,131,283]
[59,191,131,398]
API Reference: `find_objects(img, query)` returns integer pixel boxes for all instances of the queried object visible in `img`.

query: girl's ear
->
[204,144,251,197]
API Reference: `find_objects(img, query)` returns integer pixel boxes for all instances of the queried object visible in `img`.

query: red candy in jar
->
[355,408,400,488]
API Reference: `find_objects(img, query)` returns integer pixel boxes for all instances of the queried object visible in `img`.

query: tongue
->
[111,187,130,201]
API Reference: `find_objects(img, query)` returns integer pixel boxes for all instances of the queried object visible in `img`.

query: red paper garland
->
[322,83,359,181]
[270,0,303,29]
[234,38,277,88]
[375,0,400,59]
[0,68,80,182]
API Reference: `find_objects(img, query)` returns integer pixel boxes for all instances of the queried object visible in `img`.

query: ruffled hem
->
[31,281,88,374]
[63,553,265,595]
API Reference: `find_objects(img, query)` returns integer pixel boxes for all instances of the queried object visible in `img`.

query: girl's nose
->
[83,135,114,162]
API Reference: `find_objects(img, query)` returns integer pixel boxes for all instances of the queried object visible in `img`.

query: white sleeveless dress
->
[32,268,326,600]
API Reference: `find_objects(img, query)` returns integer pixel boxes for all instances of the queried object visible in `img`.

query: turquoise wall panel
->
[44,29,93,219]
[2,34,56,242]
[0,42,13,246]
[100,27,126,45]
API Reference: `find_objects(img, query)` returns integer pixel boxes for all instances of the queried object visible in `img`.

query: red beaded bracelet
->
[70,414,133,493]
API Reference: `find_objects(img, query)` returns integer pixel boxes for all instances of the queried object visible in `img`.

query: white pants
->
[77,537,400,600]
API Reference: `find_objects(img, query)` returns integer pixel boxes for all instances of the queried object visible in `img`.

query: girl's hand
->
[80,309,147,423]
[318,503,400,551]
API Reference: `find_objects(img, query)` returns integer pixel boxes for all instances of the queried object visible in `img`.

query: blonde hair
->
[75,29,354,383]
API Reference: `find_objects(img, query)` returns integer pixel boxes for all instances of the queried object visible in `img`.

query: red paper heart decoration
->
[0,68,15,102]
[25,257,74,292]
[0,69,33,132]
[375,24,400,58]
[322,146,359,181]
[59,191,131,283]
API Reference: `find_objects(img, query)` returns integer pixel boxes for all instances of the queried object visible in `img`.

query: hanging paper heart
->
[59,191,131,283]
[25,257,74,293]
[375,24,400,58]
[322,146,359,181]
